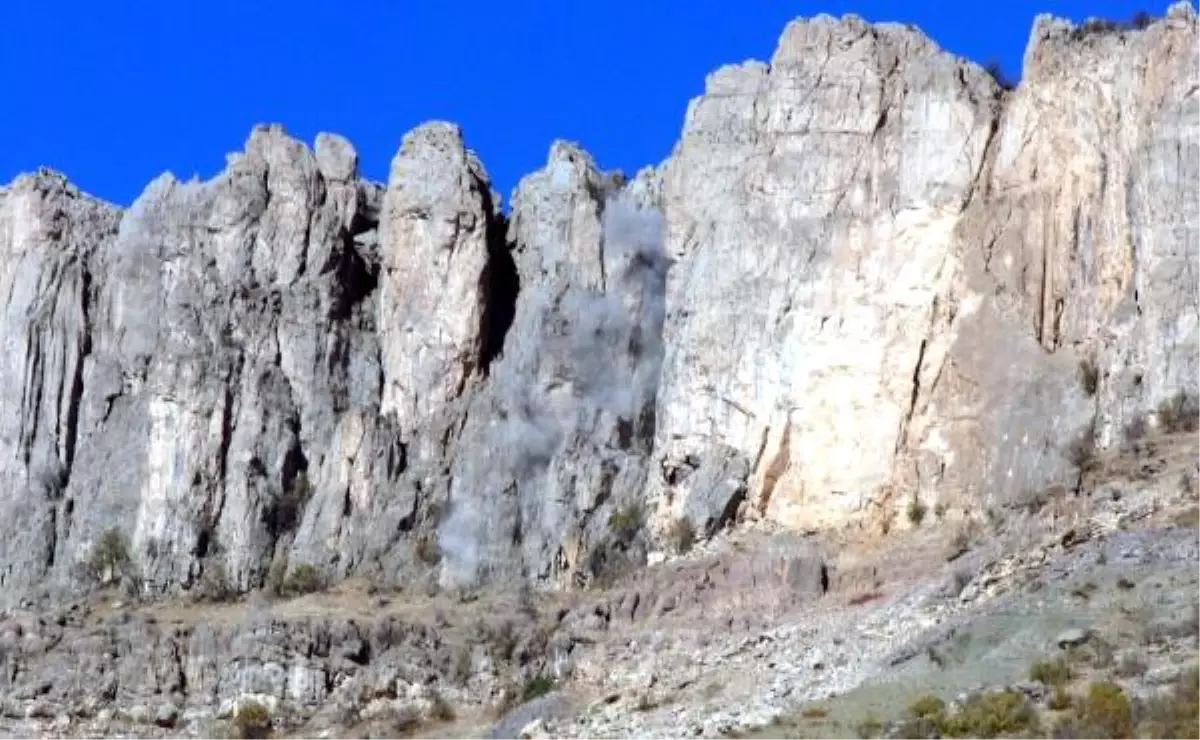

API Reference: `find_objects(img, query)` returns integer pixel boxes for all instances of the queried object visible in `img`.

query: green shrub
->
[1052,681,1133,738]
[940,689,1041,738]
[283,563,323,595]
[907,497,928,526]
[1030,656,1073,687]
[521,674,555,702]
[232,701,272,739]
[1049,685,1073,711]
[88,528,133,585]
[854,713,884,738]
[1133,667,1198,738]
[908,694,946,719]
[607,502,645,543]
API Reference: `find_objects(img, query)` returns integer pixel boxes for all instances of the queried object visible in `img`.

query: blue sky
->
[1,1,1188,208]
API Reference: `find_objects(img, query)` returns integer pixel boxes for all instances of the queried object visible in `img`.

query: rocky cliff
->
[0,3,1196,607]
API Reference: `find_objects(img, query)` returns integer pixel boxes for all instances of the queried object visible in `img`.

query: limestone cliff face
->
[0,5,1195,605]
[651,2,1198,534]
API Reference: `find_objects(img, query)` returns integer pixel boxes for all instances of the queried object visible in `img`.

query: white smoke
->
[437,197,668,587]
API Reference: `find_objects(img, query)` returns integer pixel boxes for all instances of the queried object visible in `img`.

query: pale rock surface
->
[649,6,1199,535]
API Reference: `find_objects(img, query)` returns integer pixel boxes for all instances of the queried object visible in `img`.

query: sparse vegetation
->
[906,497,928,526]
[87,528,134,586]
[801,705,830,719]
[521,674,556,702]
[940,689,1041,738]
[1069,12,1157,41]
[934,501,949,521]
[667,517,696,554]
[608,501,645,543]
[282,563,323,595]
[1031,656,1073,687]
[1049,685,1073,711]
[232,701,272,739]
[908,694,946,719]
[415,532,441,566]
[1116,576,1136,591]
[1132,667,1199,739]
[1157,391,1199,434]
[855,713,884,738]
[1052,681,1133,738]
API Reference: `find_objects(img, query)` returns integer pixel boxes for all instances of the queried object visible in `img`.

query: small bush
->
[854,713,884,738]
[232,701,272,739]
[88,528,133,585]
[1133,667,1198,738]
[1158,392,1199,434]
[521,674,555,702]
[283,563,323,595]
[1031,656,1073,687]
[667,517,696,554]
[907,497,928,526]
[934,501,949,520]
[1116,576,1136,591]
[1053,681,1133,739]
[1049,685,1073,711]
[909,694,946,719]
[801,705,830,719]
[414,532,441,566]
[607,502,645,543]
[940,689,1041,738]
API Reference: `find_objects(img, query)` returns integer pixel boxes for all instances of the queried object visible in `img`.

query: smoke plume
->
[437,196,668,588]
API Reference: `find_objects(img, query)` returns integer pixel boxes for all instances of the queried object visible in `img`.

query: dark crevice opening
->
[330,231,379,322]
[476,190,520,375]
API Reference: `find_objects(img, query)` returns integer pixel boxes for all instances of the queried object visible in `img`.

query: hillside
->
[0,4,1196,738]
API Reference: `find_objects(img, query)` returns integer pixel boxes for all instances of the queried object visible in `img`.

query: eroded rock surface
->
[0,6,1194,616]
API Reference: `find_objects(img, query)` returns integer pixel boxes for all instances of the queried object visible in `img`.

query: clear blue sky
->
[1,1,1188,208]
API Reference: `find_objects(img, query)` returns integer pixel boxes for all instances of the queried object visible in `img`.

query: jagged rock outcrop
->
[0,5,1195,607]
[650,2,1198,534]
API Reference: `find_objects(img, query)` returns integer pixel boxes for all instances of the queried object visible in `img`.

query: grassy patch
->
[521,674,555,702]
[1030,656,1072,687]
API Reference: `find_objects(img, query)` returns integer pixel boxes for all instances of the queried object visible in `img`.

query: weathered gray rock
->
[0,5,1195,611]
[437,143,668,590]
